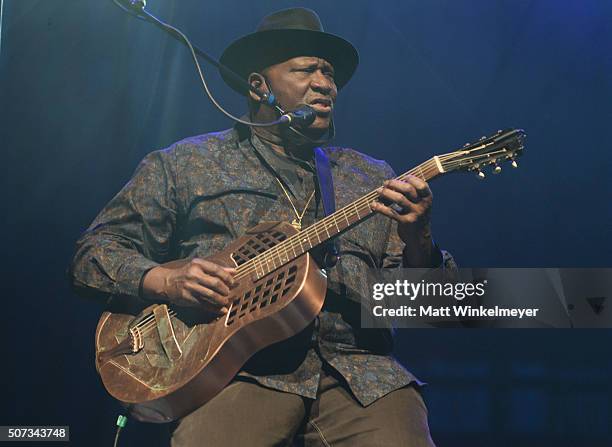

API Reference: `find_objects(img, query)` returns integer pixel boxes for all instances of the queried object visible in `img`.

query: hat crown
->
[256,8,324,33]
[219,8,358,95]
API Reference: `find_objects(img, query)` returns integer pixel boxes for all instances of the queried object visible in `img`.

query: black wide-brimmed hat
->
[219,8,359,95]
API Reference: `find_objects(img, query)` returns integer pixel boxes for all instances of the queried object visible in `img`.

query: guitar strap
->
[314,147,340,267]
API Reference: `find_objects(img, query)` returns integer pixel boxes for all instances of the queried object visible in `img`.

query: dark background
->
[1,1,611,446]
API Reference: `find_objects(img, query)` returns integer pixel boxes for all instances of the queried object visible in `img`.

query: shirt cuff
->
[114,255,160,298]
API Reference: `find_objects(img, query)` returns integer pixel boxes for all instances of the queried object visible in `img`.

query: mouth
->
[309,98,332,113]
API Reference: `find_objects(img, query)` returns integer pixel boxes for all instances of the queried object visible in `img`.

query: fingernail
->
[220,306,228,314]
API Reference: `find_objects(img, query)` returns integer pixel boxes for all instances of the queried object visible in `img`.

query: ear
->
[247,72,267,103]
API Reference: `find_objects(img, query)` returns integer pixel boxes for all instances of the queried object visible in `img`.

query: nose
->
[310,71,336,96]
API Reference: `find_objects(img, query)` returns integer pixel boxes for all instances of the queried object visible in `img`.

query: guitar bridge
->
[129,326,145,353]
[97,325,144,366]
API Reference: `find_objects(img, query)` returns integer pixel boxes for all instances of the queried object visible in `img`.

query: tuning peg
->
[477,170,486,179]
[511,159,518,168]
[493,164,502,174]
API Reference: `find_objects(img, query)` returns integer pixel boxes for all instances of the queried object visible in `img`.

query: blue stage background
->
[0,1,610,445]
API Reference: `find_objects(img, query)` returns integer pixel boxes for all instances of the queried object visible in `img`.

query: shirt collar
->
[235,121,316,198]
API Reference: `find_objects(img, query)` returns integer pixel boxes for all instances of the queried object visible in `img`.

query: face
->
[262,56,337,135]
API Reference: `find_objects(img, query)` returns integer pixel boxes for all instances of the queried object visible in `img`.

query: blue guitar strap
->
[314,147,340,267]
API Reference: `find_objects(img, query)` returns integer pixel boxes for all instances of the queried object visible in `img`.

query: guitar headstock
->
[437,129,526,178]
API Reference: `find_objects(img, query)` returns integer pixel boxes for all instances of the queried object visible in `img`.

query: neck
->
[251,125,315,161]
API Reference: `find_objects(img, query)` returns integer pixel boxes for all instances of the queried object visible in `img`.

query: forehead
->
[271,56,334,70]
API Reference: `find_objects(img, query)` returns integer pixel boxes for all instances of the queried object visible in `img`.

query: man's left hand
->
[372,176,435,267]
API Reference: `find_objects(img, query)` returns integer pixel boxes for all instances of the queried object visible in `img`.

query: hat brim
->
[219,29,359,95]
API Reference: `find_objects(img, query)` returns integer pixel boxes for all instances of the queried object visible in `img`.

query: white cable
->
[111,0,287,127]
[0,0,4,58]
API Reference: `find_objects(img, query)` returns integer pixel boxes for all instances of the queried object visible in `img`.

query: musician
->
[70,8,456,447]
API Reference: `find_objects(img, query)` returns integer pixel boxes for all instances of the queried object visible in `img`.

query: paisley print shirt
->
[70,124,457,406]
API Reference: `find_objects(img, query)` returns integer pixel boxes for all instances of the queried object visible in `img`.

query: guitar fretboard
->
[244,156,443,280]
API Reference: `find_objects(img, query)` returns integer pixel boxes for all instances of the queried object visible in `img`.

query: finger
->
[222,267,239,288]
[386,178,430,201]
[184,282,230,311]
[372,201,404,221]
[192,258,237,287]
[375,202,425,226]
[378,184,416,207]
[196,273,233,296]
[383,180,418,201]
[402,176,431,198]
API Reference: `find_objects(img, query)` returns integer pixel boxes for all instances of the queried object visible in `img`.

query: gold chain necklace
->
[274,177,315,231]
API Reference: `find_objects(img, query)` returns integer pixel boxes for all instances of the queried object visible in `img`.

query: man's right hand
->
[142,258,237,314]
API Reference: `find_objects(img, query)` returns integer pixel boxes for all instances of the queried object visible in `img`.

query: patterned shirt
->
[69,124,457,406]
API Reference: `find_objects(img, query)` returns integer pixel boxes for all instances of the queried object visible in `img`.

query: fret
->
[333,216,341,233]
[324,223,331,239]
[343,208,351,226]
[361,203,371,217]
[354,202,361,219]
[248,160,445,278]
[280,246,289,264]
[291,242,302,257]
[301,236,311,251]
[417,166,425,181]
[249,134,521,276]
[272,170,416,266]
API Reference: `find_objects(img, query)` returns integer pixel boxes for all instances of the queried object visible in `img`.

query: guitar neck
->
[246,156,444,279]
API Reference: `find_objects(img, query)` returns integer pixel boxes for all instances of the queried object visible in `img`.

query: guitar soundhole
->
[232,231,288,266]
[226,264,298,326]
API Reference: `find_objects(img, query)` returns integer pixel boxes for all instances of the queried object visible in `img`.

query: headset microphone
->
[279,105,317,128]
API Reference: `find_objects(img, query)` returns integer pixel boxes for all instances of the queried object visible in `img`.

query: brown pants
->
[170,368,436,447]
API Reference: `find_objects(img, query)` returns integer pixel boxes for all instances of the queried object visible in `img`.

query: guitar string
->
[234,147,519,280]
[441,149,515,171]
[232,157,445,279]
[131,160,438,332]
[133,309,177,335]
[132,159,444,332]
[132,146,520,332]
[234,160,446,280]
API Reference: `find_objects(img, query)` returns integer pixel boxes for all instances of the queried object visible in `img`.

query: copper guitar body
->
[95,221,327,423]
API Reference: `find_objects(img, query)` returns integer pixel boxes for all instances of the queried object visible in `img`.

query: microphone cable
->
[111,0,338,143]
[112,414,127,447]
[0,0,4,58]
[111,0,288,128]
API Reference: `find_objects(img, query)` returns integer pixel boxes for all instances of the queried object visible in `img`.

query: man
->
[70,8,456,446]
